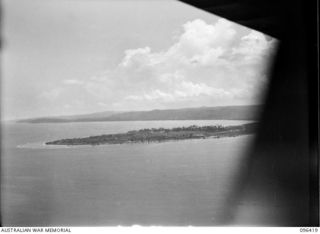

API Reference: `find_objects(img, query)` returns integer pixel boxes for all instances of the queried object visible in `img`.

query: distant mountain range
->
[18,105,261,123]
[17,111,119,123]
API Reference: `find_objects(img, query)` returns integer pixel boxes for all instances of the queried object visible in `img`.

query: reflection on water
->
[1,121,253,226]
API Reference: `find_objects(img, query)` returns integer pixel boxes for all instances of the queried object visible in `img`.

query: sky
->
[1,0,277,120]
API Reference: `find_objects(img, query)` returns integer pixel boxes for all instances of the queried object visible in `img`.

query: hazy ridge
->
[18,105,260,123]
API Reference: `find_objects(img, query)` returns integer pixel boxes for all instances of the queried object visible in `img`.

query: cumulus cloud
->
[171,18,236,59]
[232,30,277,65]
[120,47,152,68]
[57,18,278,110]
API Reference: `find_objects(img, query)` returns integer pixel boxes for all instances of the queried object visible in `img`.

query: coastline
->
[16,134,255,149]
[45,123,257,146]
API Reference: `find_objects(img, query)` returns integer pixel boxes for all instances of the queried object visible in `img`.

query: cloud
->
[120,47,152,68]
[62,79,85,85]
[172,18,236,57]
[118,19,237,70]
[125,81,223,102]
[55,18,278,110]
[232,30,277,64]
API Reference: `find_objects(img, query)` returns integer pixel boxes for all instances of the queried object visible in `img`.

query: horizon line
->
[3,103,262,122]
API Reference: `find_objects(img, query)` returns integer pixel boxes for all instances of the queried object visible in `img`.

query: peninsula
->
[45,122,257,146]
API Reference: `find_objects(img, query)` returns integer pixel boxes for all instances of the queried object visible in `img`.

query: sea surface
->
[1,120,254,226]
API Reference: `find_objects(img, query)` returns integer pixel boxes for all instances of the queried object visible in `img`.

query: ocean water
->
[1,120,253,226]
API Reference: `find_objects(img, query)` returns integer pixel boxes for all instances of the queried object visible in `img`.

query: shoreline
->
[17,134,255,149]
[45,123,257,146]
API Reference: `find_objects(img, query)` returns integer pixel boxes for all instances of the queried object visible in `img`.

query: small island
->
[45,122,257,146]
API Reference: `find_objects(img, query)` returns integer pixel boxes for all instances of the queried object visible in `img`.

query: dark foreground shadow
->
[180,0,318,226]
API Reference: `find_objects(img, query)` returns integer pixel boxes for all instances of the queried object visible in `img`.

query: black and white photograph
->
[0,0,318,228]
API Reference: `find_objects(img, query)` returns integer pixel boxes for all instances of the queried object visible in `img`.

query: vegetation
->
[45,122,257,146]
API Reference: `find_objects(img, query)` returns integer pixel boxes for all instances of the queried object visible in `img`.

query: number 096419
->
[300,228,318,232]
